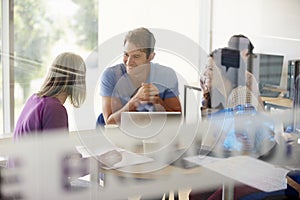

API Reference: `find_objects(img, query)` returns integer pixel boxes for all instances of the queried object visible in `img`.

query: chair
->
[293,75,300,133]
[285,75,300,133]
[96,113,106,127]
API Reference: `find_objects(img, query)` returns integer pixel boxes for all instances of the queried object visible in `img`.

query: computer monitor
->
[257,53,284,89]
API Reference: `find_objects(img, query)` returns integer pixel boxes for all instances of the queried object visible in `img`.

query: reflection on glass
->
[13,0,98,129]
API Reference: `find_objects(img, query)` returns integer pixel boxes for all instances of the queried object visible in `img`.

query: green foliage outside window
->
[14,0,98,103]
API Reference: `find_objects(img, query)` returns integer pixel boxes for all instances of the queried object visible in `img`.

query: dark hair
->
[124,27,156,58]
[228,34,254,54]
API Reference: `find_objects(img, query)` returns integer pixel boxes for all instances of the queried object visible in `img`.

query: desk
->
[81,125,229,199]
[79,122,287,200]
[98,159,229,200]
[261,97,293,111]
[1,129,293,200]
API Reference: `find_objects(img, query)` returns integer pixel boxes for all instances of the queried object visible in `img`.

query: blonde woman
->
[14,52,86,138]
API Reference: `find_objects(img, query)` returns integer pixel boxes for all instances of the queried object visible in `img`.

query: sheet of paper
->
[76,145,116,158]
[76,145,153,169]
[184,155,225,166]
[202,155,289,192]
[110,150,153,169]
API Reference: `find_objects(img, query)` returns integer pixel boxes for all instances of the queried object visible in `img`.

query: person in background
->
[99,27,181,125]
[227,34,263,108]
[14,52,86,138]
[200,34,265,113]
[190,35,267,199]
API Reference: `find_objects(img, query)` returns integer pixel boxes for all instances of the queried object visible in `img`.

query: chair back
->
[293,75,300,133]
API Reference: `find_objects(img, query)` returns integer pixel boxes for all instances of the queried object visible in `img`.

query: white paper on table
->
[76,145,117,158]
[76,145,153,169]
[184,155,225,166]
[110,150,154,169]
[203,155,289,192]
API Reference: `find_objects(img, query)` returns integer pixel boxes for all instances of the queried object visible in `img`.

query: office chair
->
[96,113,105,127]
[293,75,300,133]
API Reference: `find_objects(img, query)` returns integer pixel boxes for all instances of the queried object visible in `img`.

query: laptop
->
[120,112,182,140]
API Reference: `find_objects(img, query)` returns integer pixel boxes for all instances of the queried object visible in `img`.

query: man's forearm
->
[155,97,181,112]
[106,100,138,124]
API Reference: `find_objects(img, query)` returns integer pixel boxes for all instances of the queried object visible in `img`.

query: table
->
[1,128,293,200]
[261,97,293,111]
[80,119,291,200]
[79,125,229,199]
[97,158,229,200]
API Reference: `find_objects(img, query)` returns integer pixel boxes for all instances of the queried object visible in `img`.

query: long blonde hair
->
[37,52,86,108]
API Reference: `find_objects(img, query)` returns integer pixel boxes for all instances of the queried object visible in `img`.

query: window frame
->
[1,0,14,134]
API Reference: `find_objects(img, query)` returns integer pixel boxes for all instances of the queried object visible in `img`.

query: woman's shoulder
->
[32,95,65,111]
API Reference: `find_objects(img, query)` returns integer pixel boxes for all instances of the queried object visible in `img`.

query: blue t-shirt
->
[100,62,179,106]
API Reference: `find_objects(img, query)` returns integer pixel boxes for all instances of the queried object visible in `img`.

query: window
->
[0,0,98,134]
[0,2,2,132]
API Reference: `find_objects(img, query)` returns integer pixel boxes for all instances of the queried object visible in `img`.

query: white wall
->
[98,0,201,45]
[95,0,206,121]
[97,0,204,81]
[71,0,300,130]
[211,0,300,88]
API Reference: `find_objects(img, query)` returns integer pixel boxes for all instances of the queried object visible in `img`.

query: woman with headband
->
[13,52,86,138]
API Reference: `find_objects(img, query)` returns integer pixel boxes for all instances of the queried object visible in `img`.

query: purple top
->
[14,94,68,138]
